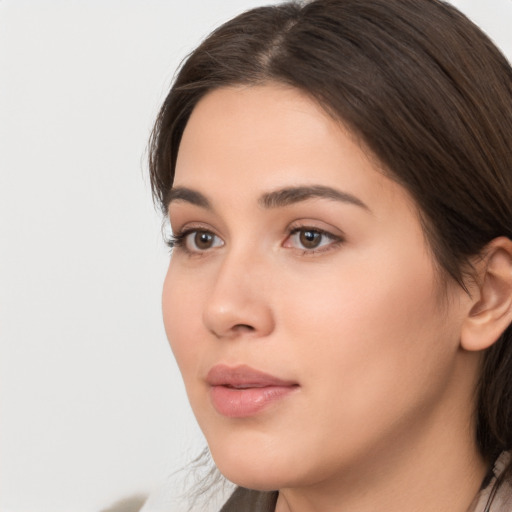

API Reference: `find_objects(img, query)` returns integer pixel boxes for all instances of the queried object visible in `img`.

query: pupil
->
[300,230,320,248]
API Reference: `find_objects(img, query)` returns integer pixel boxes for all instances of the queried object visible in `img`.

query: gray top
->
[220,488,277,512]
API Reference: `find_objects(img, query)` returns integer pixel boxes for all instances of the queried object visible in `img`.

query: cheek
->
[284,248,439,342]
[259,251,460,480]
[162,264,205,379]
[281,244,456,419]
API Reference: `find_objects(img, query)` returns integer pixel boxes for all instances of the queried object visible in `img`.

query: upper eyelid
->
[174,226,224,243]
[169,219,345,243]
[171,221,220,235]
[287,220,345,238]
[289,226,338,237]
[286,227,343,244]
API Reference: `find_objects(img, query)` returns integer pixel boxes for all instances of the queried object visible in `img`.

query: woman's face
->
[163,84,475,491]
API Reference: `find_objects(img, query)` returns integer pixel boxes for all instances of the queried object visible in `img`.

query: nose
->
[202,249,275,340]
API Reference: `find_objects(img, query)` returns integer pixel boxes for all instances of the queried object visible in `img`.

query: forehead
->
[176,84,342,177]
[174,84,415,216]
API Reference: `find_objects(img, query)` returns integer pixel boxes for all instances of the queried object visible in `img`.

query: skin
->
[162,84,487,512]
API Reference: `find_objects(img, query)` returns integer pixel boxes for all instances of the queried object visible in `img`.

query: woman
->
[148,0,512,510]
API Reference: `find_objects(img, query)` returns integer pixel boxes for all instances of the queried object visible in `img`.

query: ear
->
[461,237,512,351]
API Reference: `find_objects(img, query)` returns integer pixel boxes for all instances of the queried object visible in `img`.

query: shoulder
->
[470,452,512,512]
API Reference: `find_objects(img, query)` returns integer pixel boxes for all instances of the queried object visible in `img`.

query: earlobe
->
[461,237,512,352]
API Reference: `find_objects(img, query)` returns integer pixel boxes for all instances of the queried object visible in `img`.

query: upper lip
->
[206,364,298,389]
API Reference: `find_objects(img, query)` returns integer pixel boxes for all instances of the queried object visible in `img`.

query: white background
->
[1,1,511,511]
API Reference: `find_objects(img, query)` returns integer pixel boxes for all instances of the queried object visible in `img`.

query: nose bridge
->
[202,243,275,339]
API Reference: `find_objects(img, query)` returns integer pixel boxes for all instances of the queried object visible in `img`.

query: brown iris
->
[299,230,322,249]
[194,231,215,250]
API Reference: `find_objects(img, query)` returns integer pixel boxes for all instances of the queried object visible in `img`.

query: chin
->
[208,439,293,491]
[217,462,286,491]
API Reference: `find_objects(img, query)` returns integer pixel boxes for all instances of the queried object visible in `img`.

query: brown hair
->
[149,0,512,491]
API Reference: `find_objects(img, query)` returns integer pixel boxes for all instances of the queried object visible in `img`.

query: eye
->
[188,230,222,251]
[168,229,224,253]
[295,229,324,249]
[285,227,342,252]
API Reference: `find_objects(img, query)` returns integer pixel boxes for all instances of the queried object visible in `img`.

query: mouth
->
[206,364,299,418]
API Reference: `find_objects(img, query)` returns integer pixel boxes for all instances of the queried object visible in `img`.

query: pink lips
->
[206,364,299,418]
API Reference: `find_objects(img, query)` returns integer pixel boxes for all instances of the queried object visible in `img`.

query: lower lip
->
[210,385,298,418]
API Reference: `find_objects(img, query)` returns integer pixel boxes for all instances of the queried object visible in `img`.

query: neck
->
[276,430,486,512]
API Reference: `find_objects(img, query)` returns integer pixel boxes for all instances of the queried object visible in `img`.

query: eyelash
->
[166,228,223,253]
[166,226,344,255]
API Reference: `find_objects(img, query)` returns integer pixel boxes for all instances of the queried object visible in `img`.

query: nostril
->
[234,324,256,332]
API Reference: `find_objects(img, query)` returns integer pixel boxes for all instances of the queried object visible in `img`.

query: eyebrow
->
[167,185,369,212]
[166,187,212,209]
[259,185,369,210]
